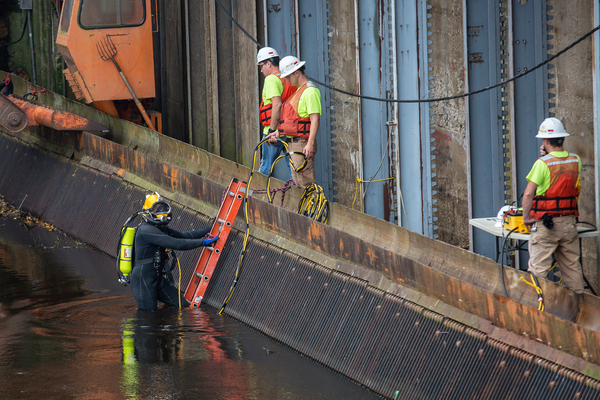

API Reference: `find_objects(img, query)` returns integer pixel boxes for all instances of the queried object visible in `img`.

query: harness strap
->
[531,196,578,212]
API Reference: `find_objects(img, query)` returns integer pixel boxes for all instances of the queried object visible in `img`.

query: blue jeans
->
[258,134,292,178]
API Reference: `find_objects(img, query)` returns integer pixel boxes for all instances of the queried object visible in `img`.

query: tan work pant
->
[527,215,584,294]
[288,138,317,189]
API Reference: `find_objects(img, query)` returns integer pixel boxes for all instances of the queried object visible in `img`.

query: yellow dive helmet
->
[142,192,172,226]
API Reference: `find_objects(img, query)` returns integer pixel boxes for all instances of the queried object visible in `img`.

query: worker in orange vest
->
[522,118,584,294]
[268,55,322,189]
[257,47,295,177]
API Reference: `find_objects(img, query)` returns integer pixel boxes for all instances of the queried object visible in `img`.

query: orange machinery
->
[55,0,160,131]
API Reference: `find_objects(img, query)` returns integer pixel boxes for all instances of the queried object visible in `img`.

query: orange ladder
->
[184,178,247,307]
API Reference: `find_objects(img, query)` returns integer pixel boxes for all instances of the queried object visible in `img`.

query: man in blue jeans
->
[256,47,295,177]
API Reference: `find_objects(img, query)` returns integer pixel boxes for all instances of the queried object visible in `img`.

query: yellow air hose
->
[219,137,328,314]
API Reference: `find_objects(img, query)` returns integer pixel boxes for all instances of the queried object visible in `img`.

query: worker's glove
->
[202,236,219,246]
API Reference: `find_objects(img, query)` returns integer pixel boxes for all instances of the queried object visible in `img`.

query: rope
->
[23,87,46,101]
[213,0,600,104]
[253,178,295,207]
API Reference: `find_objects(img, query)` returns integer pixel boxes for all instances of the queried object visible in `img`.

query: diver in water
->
[130,192,218,310]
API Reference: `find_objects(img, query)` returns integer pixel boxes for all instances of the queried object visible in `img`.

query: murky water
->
[0,216,381,399]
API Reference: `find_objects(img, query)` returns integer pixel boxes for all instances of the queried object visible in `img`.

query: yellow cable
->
[351,176,409,229]
[520,274,544,311]
[353,176,394,212]
[219,137,326,314]
[177,256,182,309]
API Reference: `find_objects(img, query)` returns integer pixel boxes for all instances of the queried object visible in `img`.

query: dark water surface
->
[0,216,381,399]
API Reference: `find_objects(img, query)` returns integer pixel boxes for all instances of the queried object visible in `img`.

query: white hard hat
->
[279,55,306,78]
[536,117,569,138]
[256,47,279,65]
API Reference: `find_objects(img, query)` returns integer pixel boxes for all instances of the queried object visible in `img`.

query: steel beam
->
[263,0,297,181]
[357,1,387,220]
[265,0,297,57]
[466,1,504,260]
[396,0,418,230]
[512,0,549,198]
[511,0,550,268]
[298,0,333,198]
[418,0,434,237]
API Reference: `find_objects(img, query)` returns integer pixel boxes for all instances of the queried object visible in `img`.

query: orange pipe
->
[9,96,109,132]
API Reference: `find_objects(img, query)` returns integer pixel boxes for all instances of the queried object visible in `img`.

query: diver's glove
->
[203,236,219,246]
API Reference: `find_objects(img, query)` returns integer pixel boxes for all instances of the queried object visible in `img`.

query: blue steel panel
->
[358,1,386,220]
[418,0,434,237]
[512,0,549,197]
[266,0,297,56]
[266,0,298,181]
[298,0,333,198]
[467,1,504,260]
[397,0,424,233]
[512,0,549,268]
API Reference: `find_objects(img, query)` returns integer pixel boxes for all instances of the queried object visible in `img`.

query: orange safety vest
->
[259,72,296,127]
[278,82,314,140]
[530,153,579,219]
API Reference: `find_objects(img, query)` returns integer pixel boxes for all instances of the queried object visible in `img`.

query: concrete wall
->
[6,0,64,94]
[327,0,361,206]
[429,0,469,247]
[548,0,598,290]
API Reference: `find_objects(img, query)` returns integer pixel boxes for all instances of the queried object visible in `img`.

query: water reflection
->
[0,216,381,399]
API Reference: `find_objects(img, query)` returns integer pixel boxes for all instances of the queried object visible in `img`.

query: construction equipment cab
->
[56,0,160,129]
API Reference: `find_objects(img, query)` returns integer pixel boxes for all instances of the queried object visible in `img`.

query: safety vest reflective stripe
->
[278,82,312,140]
[546,159,578,166]
[530,153,579,219]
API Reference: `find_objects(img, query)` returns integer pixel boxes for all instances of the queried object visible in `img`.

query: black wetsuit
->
[130,222,211,310]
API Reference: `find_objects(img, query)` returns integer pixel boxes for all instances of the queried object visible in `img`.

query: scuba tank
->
[119,227,136,280]
[117,210,143,286]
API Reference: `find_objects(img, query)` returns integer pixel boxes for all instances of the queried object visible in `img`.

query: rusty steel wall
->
[2,132,600,399]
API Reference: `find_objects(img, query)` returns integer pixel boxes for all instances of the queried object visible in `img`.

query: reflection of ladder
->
[184,178,247,307]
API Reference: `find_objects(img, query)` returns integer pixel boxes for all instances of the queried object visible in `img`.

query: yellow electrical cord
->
[219,137,327,314]
[219,138,275,314]
[177,255,182,309]
[353,177,392,212]
[298,183,329,223]
[520,273,545,312]
[548,262,562,284]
